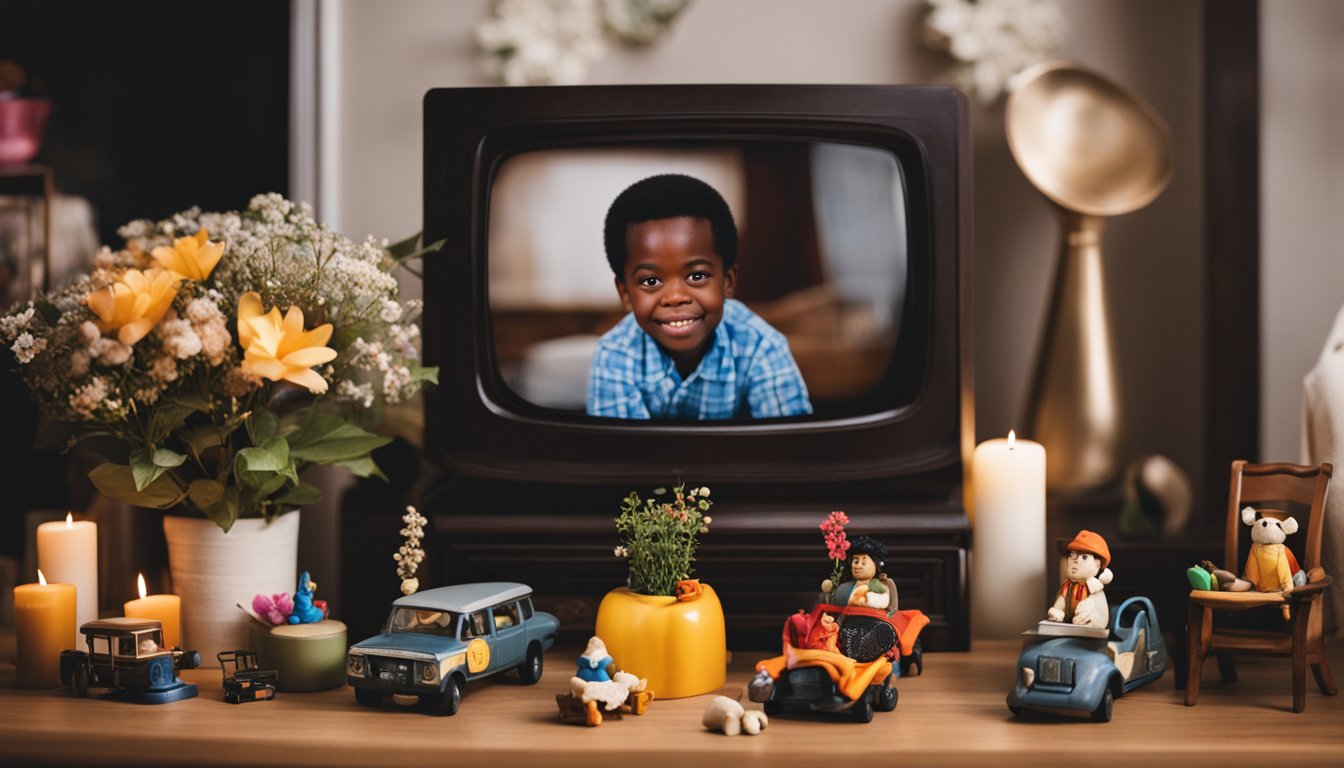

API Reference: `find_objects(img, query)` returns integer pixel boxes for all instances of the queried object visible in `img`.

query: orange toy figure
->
[810,613,839,653]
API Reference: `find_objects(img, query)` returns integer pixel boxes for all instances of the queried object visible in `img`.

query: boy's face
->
[615,216,737,373]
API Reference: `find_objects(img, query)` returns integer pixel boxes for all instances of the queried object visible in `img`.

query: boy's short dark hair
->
[603,173,738,277]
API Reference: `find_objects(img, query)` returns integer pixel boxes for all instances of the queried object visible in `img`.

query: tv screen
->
[489,140,912,420]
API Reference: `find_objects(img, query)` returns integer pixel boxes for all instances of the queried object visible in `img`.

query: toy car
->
[218,650,278,703]
[59,618,201,703]
[1006,596,1168,722]
[750,603,928,723]
[347,582,559,715]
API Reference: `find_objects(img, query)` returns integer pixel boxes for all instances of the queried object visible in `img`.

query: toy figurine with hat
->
[1048,530,1114,629]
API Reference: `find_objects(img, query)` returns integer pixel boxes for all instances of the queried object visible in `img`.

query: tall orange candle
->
[123,573,181,649]
[14,570,77,689]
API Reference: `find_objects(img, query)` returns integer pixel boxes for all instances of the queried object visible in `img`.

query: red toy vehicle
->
[749,603,929,723]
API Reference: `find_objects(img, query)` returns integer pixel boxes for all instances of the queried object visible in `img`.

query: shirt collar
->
[640,319,732,384]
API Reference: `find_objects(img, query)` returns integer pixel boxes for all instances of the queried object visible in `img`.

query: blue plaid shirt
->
[586,299,813,420]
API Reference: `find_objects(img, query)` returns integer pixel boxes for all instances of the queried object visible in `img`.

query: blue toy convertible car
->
[347,582,559,715]
[1006,596,1167,722]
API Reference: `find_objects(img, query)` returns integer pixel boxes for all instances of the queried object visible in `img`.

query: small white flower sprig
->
[613,481,712,597]
[922,0,1065,103]
[395,505,427,595]
[476,0,691,86]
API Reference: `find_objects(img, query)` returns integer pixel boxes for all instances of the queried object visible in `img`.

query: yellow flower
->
[85,267,182,346]
[236,292,337,394]
[152,227,224,281]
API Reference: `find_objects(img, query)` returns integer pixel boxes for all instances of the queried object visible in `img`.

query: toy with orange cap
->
[1047,530,1114,630]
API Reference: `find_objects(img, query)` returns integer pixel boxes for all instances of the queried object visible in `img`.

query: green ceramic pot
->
[250,619,347,692]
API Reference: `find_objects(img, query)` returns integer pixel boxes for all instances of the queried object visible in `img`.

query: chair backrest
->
[1224,461,1333,572]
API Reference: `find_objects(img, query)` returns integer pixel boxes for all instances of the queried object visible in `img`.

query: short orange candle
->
[123,573,181,649]
[14,570,76,689]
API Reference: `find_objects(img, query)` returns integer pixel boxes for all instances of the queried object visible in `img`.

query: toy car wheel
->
[876,681,898,712]
[354,687,384,707]
[517,645,543,685]
[436,677,462,716]
[900,640,924,677]
[1008,704,1023,716]
[1091,688,1114,723]
[851,696,874,723]
[73,664,90,696]
[763,698,784,716]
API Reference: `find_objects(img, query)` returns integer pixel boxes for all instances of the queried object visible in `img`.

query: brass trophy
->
[1006,62,1173,495]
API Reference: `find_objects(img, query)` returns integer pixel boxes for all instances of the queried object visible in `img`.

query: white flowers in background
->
[395,505,429,595]
[476,0,690,86]
[923,0,1065,103]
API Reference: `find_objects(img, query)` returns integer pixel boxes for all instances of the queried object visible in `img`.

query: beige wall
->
[336,0,1212,500]
[1261,0,1344,464]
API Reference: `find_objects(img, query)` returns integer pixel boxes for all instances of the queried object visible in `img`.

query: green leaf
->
[409,365,439,386]
[179,425,226,458]
[146,400,197,443]
[247,408,279,446]
[385,232,423,260]
[274,482,323,506]
[153,448,187,468]
[336,455,387,481]
[201,486,240,532]
[187,479,226,510]
[287,413,392,463]
[235,437,295,489]
[176,390,211,412]
[34,300,61,325]
[89,463,186,509]
[131,448,167,491]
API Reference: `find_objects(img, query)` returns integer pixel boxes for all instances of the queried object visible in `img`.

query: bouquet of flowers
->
[820,510,851,587]
[0,193,438,531]
[613,481,712,596]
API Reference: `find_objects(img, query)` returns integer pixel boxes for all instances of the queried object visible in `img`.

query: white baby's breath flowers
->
[923,0,1065,103]
[89,337,132,366]
[395,505,429,595]
[11,332,46,364]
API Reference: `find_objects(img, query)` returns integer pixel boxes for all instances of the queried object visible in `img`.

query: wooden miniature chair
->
[1185,461,1336,712]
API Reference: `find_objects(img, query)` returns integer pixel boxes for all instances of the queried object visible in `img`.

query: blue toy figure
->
[575,636,613,682]
[288,571,325,624]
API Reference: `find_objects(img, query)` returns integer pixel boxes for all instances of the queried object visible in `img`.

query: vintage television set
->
[421,84,973,649]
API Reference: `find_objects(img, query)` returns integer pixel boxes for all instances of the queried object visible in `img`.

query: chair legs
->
[1292,602,1308,713]
[1184,600,1210,706]
[1215,652,1238,682]
[1311,659,1337,696]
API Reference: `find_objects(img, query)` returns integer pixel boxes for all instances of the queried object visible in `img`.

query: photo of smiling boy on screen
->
[586,174,813,420]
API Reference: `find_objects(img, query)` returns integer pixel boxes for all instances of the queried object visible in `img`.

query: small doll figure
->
[576,636,614,682]
[288,570,325,624]
[821,536,899,612]
[1048,530,1113,629]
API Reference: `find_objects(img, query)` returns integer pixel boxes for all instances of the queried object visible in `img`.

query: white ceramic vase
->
[163,512,299,667]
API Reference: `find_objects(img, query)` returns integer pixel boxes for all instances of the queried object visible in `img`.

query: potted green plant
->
[594,481,725,698]
[0,194,439,662]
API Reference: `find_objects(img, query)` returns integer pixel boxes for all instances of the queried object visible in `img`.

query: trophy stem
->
[1024,209,1125,495]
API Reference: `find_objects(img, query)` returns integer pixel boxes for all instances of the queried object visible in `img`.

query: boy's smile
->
[616,216,737,378]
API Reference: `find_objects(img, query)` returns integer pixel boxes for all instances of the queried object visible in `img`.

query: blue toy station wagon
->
[1006,596,1168,722]
[347,582,558,715]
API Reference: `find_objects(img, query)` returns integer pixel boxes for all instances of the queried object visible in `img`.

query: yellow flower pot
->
[594,584,726,699]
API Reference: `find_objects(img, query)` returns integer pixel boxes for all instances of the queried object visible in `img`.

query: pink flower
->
[252,592,294,625]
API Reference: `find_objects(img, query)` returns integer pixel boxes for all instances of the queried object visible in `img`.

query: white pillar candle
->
[36,513,98,648]
[970,431,1047,639]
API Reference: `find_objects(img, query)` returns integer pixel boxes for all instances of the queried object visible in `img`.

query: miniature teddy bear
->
[702,695,768,736]
[1048,530,1113,629]
[821,536,899,612]
[288,570,325,624]
[1238,507,1303,594]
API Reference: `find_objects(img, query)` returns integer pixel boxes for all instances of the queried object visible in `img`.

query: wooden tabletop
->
[2,635,1341,767]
